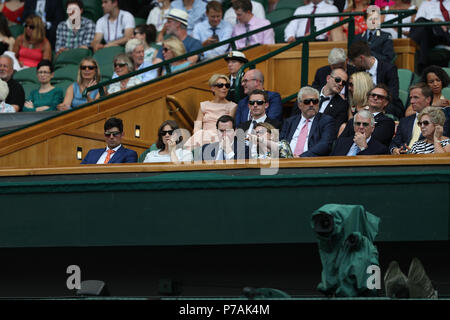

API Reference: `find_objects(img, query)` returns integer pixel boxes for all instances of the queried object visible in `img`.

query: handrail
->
[83,9,417,98]
[166,95,195,131]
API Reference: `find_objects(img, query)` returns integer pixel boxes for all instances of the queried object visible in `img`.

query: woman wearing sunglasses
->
[12,14,51,68]
[408,107,450,154]
[143,120,193,163]
[107,53,142,94]
[248,122,293,159]
[58,57,101,110]
[184,73,237,150]
[160,36,191,76]
[23,59,63,112]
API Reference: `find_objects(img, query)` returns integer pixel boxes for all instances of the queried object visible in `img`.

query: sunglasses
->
[162,47,170,52]
[161,129,174,136]
[104,131,121,137]
[80,65,97,70]
[114,62,127,68]
[369,93,387,100]
[354,121,371,127]
[133,31,143,36]
[417,120,431,127]
[302,98,319,105]
[248,100,266,106]
[331,75,347,86]
[25,24,36,30]
[255,130,268,135]
[214,83,230,89]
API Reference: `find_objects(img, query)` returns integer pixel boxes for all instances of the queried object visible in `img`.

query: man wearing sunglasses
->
[280,86,336,157]
[390,83,433,155]
[331,110,389,156]
[81,117,137,164]
[348,40,404,120]
[235,69,282,127]
[237,89,281,133]
[339,84,395,147]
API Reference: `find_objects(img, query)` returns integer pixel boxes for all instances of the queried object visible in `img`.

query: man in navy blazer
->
[389,83,432,154]
[280,86,336,157]
[348,40,404,120]
[235,69,282,127]
[340,84,395,147]
[81,117,137,164]
[331,110,389,156]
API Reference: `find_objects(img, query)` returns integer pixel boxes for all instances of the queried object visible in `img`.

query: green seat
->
[9,24,24,38]
[13,67,38,84]
[275,0,304,10]
[53,64,79,82]
[135,17,146,27]
[93,46,125,80]
[53,80,73,93]
[444,67,450,79]
[442,87,450,99]
[411,72,421,85]
[266,8,294,43]
[398,68,413,92]
[399,89,409,107]
[21,82,40,99]
[138,143,158,163]
[54,48,91,69]
[83,0,104,22]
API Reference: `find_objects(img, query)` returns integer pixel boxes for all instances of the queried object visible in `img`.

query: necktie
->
[104,149,115,164]
[245,23,250,46]
[304,5,317,35]
[294,119,310,156]
[347,143,361,156]
[211,27,217,36]
[440,0,450,21]
[408,118,422,148]
[368,30,374,42]
[319,96,331,111]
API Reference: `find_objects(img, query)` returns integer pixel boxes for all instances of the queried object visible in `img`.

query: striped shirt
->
[409,139,450,154]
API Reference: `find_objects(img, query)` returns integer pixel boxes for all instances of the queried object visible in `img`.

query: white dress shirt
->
[368,58,378,85]
[289,116,314,153]
[96,144,122,164]
[223,1,266,26]
[319,88,333,113]
[416,0,450,21]
[284,1,339,41]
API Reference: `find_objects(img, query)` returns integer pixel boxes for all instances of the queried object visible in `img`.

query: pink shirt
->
[232,15,275,49]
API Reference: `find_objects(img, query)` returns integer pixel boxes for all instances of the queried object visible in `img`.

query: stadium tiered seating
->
[93,46,125,81]
[54,48,91,69]
[266,8,294,43]
[276,0,304,10]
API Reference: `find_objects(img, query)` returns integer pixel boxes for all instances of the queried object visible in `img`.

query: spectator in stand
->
[185,73,237,150]
[58,57,101,111]
[193,1,233,60]
[408,107,450,154]
[347,71,374,118]
[22,0,64,49]
[225,50,247,103]
[23,59,63,112]
[383,0,416,39]
[160,36,192,75]
[0,79,15,113]
[13,14,51,68]
[147,0,172,35]
[224,0,265,27]
[329,0,369,41]
[231,0,274,49]
[235,69,283,126]
[0,13,15,51]
[91,0,135,52]
[55,0,96,56]
[133,24,158,64]
[143,120,193,163]
[170,0,207,36]
[284,0,339,42]
[120,38,157,82]
[247,122,293,159]
[107,53,141,94]
[0,54,24,111]
[0,0,24,25]
[153,8,203,65]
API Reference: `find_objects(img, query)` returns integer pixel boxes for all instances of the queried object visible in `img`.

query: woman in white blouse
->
[144,120,193,163]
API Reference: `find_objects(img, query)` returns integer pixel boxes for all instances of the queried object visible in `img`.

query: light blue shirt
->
[171,0,207,36]
[193,19,233,59]
[112,61,157,83]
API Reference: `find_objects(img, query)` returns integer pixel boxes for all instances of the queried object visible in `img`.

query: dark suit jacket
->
[81,146,138,164]
[237,117,282,132]
[375,59,404,119]
[199,139,250,161]
[331,136,389,156]
[389,114,419,152]
[226,75,245,104]
[280,112,336,157]
[235,91,283,127]
[340,112,395,147]
[354,30,395,63]
[23,0,65,48]
[311,64,356,101]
